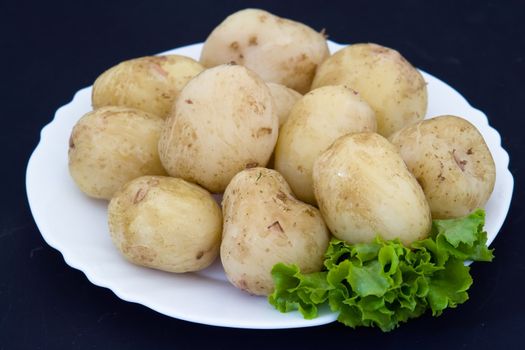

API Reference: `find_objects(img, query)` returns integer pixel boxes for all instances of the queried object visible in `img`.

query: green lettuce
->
[268,209,493,331]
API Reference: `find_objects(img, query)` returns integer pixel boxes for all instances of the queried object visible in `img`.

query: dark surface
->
[1,0,524,348]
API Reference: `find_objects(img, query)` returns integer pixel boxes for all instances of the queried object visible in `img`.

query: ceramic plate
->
[26,41,513,329]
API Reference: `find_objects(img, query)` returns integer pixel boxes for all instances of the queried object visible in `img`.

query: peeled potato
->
[267,82,302,126]
[389,115,496,219]
[221,167,330,295]
[68,106,166,200]
[108,176,222,272]
[312,43,427,136]
[313,133,431,245]
[92,55,204,118]
[200,9,329,93]
[158,64,278,193]
[275,85,376,204]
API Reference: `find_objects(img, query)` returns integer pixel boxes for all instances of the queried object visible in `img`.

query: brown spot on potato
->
[452,149,467,171]
[133,188,148,204]
[248,36,258,46]
[237,279,248,290]
[185,99,193,104]
[467,148,473,155]
[267,221,284,233]
[304,208,315,217]
[258,14,267,22]
[229,41,240,50]
[196,251,204,260]
[68,135,75,149]
[256,127,272,137]
[276,191,287,202]
[130,245,156,263]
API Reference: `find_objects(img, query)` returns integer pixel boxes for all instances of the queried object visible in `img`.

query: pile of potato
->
[68,9,496,296]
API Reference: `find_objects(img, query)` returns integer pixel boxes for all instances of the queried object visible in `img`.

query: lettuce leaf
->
[268,209,493,331]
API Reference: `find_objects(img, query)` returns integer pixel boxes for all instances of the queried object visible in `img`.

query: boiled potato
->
[108,176,222,272]
[313,133,431,245]
[92,55,204,118]
[389,115,496,219]
[267,82,302,126]
[311,43,427,136]
[275,85,376,204]
[221,167,330,295]
[158,64,278,193]
[68,106,166,200]
[200,9,329,93]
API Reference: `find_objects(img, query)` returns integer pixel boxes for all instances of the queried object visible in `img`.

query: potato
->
[311,43,427,136]
[221,167,330,295]
[158,64,278,193]
[200,9,329,93]
[68,106,166,199]
[267,82,302,126]
[389,115,496,219]
[92,55,204,118]
[313,133,431,245]
[275,85,376,204]
[108,176,222,272]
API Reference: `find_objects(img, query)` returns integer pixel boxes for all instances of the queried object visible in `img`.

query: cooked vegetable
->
[200,9,329,93]
[158,64,278,193]
[313,133,431,245]
[311,43,427,136]
[68,106,166,200]
[108,176,222,272]
[275,85,376,204]
[269,209,493,331]
[389,115,496,219]
[92,55,204,118]
[267,82,302,126]
[221,168,330,296]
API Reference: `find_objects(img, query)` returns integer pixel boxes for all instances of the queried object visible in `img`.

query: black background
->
[1,0,524,349]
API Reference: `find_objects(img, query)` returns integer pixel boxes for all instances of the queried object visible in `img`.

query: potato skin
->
[200,9,329,93]
[389,115,496,219]
[313,133,431,245]
[92,55,204,118]
[311,43,427,136]
[108,176,222,273]
[266,82,302,126]
[221,168,330,296]
[158,64,278,193]
[275,85,376,204]
[68,106,166,200]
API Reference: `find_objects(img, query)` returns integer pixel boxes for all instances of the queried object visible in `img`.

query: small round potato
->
[275,85,376,204]
[200,9,329,93]
[108,176,222,273]
[267,82,302,126]
[68,106,166,200]
[221,168,330,296]
[389,115,496,219]
[158,64,278,193]
[313,133,431,245]
[92,55,204,118]
[311,43,427,136]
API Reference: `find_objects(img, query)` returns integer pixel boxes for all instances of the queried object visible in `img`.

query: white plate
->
[26,41,514,329]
